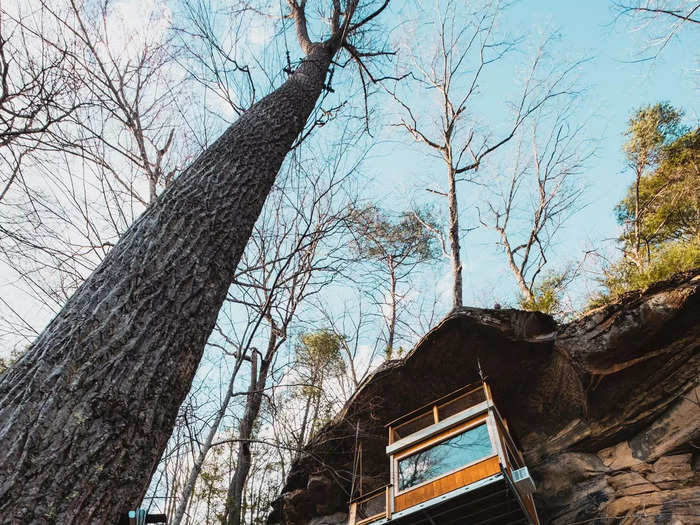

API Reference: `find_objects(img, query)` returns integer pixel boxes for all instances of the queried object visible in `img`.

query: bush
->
[518,272,569,316]
[588,239,700,308]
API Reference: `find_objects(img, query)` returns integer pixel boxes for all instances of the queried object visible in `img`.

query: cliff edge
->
[270,270,700,524]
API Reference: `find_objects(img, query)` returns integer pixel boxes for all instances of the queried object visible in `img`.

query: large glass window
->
[397,423,492,491]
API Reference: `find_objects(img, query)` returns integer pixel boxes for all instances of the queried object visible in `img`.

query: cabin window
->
[397,423,492,491]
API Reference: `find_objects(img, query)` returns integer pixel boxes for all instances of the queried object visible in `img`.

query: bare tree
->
[157,128,363,525]
[390,0,582,308]
[310,292,385,396]
[173,0,258,124]
[221,162,355,525]
[0,0,190,349]
[0,0,391,521]
[0,8,77,201]
[165,334,253,525]
[613,0,700,59]
[478,99,592,312]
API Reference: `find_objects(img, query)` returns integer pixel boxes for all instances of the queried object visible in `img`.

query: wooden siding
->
[393,455,500,512]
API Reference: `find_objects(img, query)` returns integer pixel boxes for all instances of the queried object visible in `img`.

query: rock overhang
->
[270,269,700,524]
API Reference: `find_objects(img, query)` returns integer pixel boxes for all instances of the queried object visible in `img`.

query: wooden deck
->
[348,381,540,525]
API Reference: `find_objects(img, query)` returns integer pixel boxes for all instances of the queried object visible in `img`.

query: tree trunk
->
[386,258,397,358]
[510,258,535,303]
[447,168,463,308]
[0,44,334,524]
[224,335,274,525]
[170,353,247,525]
[634,166,642,267]
[294,365,321,466]
[500,232,535,303]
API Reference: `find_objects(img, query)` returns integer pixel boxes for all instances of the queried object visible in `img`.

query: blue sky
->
[351,0,699,310]
[0,1,697,359]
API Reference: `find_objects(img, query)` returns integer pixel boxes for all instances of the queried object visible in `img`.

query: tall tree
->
[634,128,700,242]
[592,122,699,306]
[390,0,580,308]
[0,1,390,522]
[620,102,683,267]
[290,329,347,459]
[350,205,437,357]
[220,162,355,525]
[479,97,592,314]
[166,133,356,525]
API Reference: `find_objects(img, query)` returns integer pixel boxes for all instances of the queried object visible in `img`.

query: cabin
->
[347,381,539,525]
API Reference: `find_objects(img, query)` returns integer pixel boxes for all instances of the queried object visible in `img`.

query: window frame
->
[392,417,499,496]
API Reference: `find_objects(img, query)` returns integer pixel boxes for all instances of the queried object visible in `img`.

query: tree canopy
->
[618,128,699,246]
[592,107,699,306]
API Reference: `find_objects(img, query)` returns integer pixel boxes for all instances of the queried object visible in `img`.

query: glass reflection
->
[398,423,492,491]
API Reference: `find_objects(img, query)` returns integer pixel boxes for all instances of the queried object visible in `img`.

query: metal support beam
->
[502,466,536,525]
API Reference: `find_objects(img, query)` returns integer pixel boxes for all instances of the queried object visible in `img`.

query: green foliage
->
[589,239,700,308]
[351,205,439,264]
[385,345,405,360]
[623,102,684,170]
[518,272,568,316]
[642,129,700,241]
[194,446,228,524]
[616,127,699,247]
[296,329,346,378]
[293,329,347,442]
[591,103,699,307]
[294,329,346,398]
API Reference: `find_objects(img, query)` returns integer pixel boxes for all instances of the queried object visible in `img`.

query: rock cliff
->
[270,270,700,524]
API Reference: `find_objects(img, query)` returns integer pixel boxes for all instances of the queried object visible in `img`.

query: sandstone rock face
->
[269,271,700,524]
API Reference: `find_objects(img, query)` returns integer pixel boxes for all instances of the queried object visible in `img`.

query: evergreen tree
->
[351,206,438,357]
[619,102,684,267]
[591,106,699,306]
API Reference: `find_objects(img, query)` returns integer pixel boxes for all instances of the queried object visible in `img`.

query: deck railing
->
[348,485,391,525]
[349,381,540,524]
[491,405,525,471]
[387,383,487,444]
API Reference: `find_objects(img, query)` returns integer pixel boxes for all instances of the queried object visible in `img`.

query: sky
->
[354,0,699,310]
[0,0,698,360]
[0,2,696,515]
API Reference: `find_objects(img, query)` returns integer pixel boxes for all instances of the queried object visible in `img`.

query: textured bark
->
[0,44,334,524]
[447,167,463,308]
